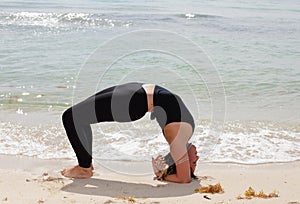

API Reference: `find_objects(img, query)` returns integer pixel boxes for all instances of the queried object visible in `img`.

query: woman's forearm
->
[164,174,191,183]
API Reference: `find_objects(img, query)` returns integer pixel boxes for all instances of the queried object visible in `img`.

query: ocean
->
[0,0,299,169]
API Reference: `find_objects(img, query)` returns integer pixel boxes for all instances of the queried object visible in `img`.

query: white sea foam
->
[206,130,300,164]
[0,11,131,28]
[0,122,74,159]
[0,120,299,164]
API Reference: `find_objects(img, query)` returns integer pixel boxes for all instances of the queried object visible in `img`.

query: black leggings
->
[62,82,148,168]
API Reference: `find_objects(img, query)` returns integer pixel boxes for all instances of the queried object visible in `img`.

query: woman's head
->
[187,144,199,173]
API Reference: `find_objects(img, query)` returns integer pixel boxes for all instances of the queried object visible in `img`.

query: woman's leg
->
[62,106,94,168]
[61,105,95,178]
[61,83,147,178]
[61,87,116,178]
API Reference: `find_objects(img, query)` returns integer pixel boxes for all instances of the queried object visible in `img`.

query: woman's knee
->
[62,108,73,126]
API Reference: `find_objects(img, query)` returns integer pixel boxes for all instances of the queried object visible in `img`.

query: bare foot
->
[61,165,93,179]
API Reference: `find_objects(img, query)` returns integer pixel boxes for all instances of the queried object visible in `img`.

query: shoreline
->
[0,155,299,204]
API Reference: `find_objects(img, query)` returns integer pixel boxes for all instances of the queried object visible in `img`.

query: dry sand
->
[0,155,299,204]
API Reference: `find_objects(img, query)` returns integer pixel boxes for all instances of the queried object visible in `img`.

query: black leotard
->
[151,85,195,131]
[62,82,194,168]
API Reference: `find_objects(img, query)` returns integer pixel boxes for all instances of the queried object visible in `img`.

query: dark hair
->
[161,143,198,180]
[164,163,198,179]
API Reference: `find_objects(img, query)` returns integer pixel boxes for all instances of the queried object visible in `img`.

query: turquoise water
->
[0,0,299,164]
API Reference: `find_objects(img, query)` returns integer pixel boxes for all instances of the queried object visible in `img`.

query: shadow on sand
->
[61,177,200,198]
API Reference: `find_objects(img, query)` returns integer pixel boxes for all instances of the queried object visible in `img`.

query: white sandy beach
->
[0,155,299,204]
[1,0,300,203]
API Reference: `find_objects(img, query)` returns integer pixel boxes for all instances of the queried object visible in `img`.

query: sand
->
[0,155,299,204]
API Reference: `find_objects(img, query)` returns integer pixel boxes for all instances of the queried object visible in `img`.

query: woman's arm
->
[163,151,191,183]
[163,122,193,183]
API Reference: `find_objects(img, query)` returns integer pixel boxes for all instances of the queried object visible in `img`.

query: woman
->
[61,82,199,183]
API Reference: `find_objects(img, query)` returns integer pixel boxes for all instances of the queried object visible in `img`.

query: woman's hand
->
[152,155,167,177]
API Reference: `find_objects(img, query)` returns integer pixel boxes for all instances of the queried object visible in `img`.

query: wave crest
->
[0,11,132,28]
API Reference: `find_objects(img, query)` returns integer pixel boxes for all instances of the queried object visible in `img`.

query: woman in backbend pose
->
[61,82,199,183]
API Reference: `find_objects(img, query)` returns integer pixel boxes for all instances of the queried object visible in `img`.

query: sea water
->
[0,0,299,165]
